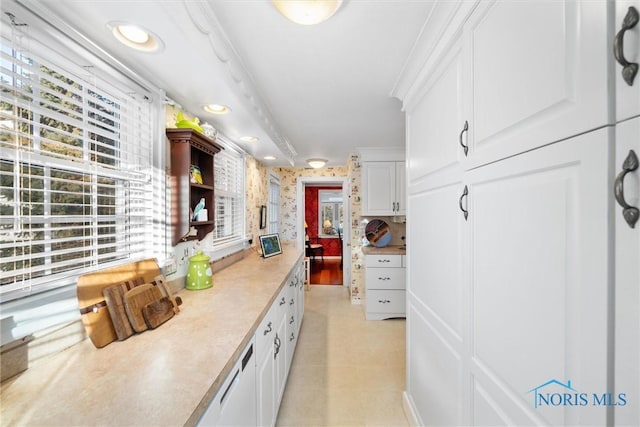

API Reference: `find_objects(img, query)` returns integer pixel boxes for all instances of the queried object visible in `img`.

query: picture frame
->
[260,205,267,229]
[259,233,282,258]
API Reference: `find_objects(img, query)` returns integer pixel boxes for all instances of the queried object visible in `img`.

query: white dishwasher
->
[197,338,256,426]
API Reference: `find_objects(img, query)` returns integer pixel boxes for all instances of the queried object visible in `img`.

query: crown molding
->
[182,0,297,165]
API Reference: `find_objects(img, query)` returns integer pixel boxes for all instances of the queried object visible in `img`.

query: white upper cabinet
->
[361,161,406,216]
[462,1,610,169]
[407,37,464,182]
[615,1,640,122]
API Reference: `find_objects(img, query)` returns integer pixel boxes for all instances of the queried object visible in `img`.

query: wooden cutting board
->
[124,284,163,333]
[103,283,138,341]
[77,258,161,348]
[142,297,175,329]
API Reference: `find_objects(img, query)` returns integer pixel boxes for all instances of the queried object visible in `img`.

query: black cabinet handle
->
[263,321,273,336]
[274,334,281,359]
[459,120,469,156]
[614,6,639,86]
[459,185,469,221]
[615,150,639,228]
[378,299,391,304]
[279,297,286,306]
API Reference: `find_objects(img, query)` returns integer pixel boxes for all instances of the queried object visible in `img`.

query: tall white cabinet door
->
[466,128,612,426]
[406,38,464,181]
[395,161,407,215]
[614,117,640,426]
[463,1,610,169]
[406,169,466,426]
[361,161,395,215]
[615,1,640,122]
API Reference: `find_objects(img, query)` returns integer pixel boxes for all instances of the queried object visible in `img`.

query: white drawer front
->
[365,254,402,268]
[366,289,406,314]
[365,268,406,290]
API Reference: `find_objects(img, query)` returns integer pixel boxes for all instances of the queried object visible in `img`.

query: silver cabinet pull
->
[614,6,639,86]
[459,120,469,156]
[615,150,639,228]
[459,185,469,221]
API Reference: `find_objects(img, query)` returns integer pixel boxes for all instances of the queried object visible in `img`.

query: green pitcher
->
[186,250,213,290]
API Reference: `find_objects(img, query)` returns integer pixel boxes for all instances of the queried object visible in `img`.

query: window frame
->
[317,189,343,238]
[0,6,166,327]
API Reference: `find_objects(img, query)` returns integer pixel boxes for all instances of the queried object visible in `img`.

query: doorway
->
[296,177,350,287]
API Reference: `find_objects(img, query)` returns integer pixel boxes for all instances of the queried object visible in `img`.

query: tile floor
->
[276,285,408,427]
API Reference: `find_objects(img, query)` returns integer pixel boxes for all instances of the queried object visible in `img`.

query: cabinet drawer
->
[366,290,406,314]
[365,268,406,290]
[365,254,402,268]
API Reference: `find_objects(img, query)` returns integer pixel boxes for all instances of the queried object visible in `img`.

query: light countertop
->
[0,244,303,427]
[361,245,406,256]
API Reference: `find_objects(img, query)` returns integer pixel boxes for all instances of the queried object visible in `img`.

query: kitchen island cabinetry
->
[0,244,304,427]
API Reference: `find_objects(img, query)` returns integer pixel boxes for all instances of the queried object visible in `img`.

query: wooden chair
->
[305,235,324,263]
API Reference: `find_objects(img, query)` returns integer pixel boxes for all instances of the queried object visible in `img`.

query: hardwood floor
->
[309,259,342,285]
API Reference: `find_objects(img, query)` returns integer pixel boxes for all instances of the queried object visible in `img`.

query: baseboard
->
[402,391,420,427]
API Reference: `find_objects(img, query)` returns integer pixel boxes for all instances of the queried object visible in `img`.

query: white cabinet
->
[614,116,640,427]
[615,1,640,122]
[364,254,406,320]
[399,1,632,425]
[361,161,406,216]
[462,1,610,170]
[256,297,279,427]
[255,261,304,427]
[407,128,613,426]
[407,37,464,182]
[198,339,257,427]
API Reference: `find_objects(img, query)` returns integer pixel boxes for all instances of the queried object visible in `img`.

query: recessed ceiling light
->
[109,22,163,52]
[307,158,328,168]
[264,156,276,161]
[204,104,231,115]
[273,0,343,25]
[240,136,259,143]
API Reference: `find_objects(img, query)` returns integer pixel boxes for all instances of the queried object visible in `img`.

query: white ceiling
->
[13,0,434,167]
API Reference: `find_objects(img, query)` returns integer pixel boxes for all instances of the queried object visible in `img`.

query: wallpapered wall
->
[304,186,342,257]
[165,106,374,302]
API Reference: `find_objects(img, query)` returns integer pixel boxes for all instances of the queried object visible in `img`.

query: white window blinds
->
[0,20,160,302]
[213,138,245,246]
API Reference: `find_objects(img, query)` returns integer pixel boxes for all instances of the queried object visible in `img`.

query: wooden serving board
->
[124,284,163,333]
[142,297,175,329]
[77,258,161,348]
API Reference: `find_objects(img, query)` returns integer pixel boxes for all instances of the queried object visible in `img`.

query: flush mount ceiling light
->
[307,158,328,168]
[272,0,343,25]
[109,22,164,52]
[264,156,277,161]
[240,136,259,143]
[204,104,231,115]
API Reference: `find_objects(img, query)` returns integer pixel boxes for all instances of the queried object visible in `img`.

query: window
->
[0,20,162,303]
[268,172,280,234]
[212,138,245,247]
[318,189,343,236]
